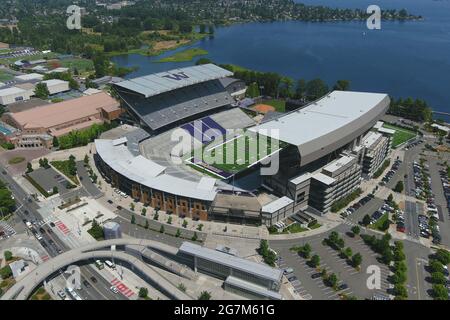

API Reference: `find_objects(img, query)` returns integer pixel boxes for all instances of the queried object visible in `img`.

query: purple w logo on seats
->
[162,72,190,81]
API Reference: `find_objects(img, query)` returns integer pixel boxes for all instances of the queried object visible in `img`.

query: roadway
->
[0,164,125,300]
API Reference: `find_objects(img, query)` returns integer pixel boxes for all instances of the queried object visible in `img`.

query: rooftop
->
[14,73,43,82]
[179,242,283,283]
[10,92,120,130]
[114,64,233,98]
[262,196,293,213]
[95,139,218,201]
[322,155,356,176]
[0,86,26,96]
[248,91,389,165]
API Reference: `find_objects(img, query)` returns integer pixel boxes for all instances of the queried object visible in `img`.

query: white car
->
[110,286,119,294]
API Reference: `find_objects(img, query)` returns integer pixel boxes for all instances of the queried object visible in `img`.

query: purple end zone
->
[192,158,233,179]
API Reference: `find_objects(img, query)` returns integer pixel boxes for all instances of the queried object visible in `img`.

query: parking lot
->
[27,167,74,196]
[272,229,391,300]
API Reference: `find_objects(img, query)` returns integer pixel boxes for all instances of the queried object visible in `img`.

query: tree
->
[4,250,13,261]
[52,186,59,194]
[362,214,371,226]
[351,225,360,236]
[34,83,50,99]
[138,287,148,298]
[327,273,338,288]
[310,254,320,268]
[295,79,307,99]
[182,220,188,228]
[84,154,89,166]
[175,229,181,237]
[305,78,328,100]
[144,220,149,229]
[429,260,444,274]
[351,253,362,268]
[192,232,198,241]
[196,58,212,65]
[130,203,135,211]
[434,249,450,265]
[88,219,104,240]
[26,162,33,173]
[431,272,447,285]
[52,136,59,148]
[199,24,206,34]
[179,21,192,33]
[300,243,312,259]
[153,212,159,221]
[343,247,353,259]
[432,284,448,300]
[393,181,404,193]
[93,54,109,78]
[159,225,165,233]
[393,284,408,299]
[198,291,211,300]
[246,82,260,98]
[387,193,394,203]
[333,79,350,91]
[141,208,147,216]
[167,216,172,224]
[131,214,136,224]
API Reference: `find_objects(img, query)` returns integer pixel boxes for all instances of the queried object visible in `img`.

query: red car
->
[396,224,406,233]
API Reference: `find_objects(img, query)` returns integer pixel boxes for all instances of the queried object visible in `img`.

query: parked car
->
[110,286,119,294]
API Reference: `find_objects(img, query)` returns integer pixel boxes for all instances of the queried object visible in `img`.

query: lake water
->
[111,0,450,117]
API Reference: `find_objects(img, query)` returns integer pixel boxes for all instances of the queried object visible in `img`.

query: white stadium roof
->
[95,139,217,201]
[249,91,390,166]
[114,64,233,98]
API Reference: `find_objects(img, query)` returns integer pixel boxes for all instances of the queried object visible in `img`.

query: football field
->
[188,131,284,176]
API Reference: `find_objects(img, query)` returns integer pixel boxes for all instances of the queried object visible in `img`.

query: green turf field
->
[190,131,283,175]
[383,123,417,148]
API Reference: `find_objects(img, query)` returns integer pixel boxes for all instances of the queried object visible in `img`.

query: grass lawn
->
[59,58,94,73]
[51,160,79,185]
[192,131,284,174]
[156,48,208,63]
[30,287,52,300]
[383,123,417,148]
[262,99,286,112]
[370,213,390,231]
[284,223,308,234]
[7,157,25,165]
[0,70,14,82]
[309,223,322,230]
[0,52,58,65]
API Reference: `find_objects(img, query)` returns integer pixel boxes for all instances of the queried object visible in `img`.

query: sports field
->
[188,131,284,177]
[383,123,417,148]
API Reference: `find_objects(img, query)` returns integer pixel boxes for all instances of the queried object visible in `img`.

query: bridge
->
[1,238,193,300]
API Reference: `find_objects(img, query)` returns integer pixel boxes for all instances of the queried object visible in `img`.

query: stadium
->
[94,64,392,226]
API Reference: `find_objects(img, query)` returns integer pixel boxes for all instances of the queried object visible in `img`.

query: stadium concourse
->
[94,64,393,227]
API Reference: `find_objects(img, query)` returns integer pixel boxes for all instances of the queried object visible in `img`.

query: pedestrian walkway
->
[0,221,16,239]
[111,278,135,298]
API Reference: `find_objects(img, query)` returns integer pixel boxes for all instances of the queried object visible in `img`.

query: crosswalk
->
[55,221,71,235]
[111,278,135,298]
[0,221,16,239]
